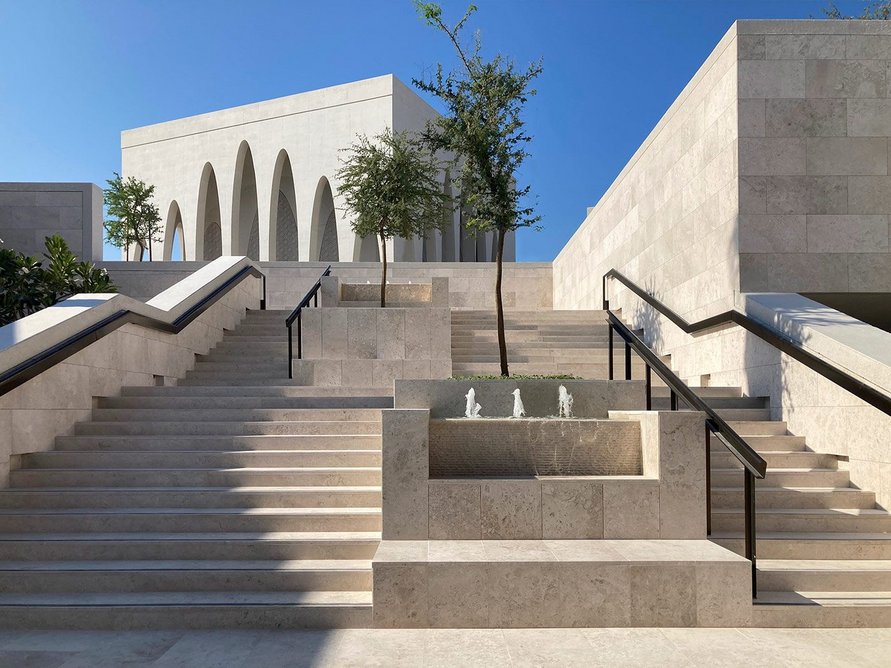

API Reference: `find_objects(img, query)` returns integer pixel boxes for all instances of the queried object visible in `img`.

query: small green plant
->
[450,374,581,381]
[0,235,115,326]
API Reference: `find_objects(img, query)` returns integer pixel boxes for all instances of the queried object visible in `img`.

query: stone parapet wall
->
[428,419,642,477]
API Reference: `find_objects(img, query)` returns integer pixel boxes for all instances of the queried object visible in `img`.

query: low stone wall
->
[429,419,641,476]
[341,283,431,304]
[395,379,646,418]
[292,306,452,388]
[382,407,706,540]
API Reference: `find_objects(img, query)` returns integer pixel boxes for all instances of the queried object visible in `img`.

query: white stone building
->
[121,75,514,264]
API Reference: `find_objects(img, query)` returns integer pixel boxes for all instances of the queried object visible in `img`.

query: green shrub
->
[0,235,115,326]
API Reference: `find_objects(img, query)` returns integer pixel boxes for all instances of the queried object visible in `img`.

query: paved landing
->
[1,627,891,667]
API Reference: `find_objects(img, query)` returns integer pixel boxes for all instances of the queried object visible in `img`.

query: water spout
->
[558,385,574,418]
[512,388,526,418]
[464,387,482,419]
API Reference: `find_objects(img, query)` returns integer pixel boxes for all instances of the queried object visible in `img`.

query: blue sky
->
[0,0,866,261]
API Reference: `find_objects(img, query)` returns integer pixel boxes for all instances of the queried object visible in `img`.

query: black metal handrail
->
[606,312,766,598]
[0,264,266,398]
[286,265,331,379]
[603,268,891,417]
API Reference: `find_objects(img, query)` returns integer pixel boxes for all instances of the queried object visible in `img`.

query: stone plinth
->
[429,418,641,477]
[372,539,752,628]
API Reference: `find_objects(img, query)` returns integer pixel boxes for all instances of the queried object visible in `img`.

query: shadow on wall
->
[633,277,665,352]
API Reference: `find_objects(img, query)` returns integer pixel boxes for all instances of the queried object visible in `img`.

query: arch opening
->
[312,177,339,262]
[232,141,260,261]
[358,234,380,262]
[163,201,185,261]
[271,150,299,261]
[440,172,456,262]
[197,164,222,261]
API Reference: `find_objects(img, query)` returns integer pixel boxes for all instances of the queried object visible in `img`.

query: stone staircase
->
[654,386,891,626]
[0,309,387,629]
[451,309,650,378]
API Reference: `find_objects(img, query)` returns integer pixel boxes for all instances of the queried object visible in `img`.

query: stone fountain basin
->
[428,418,642,477]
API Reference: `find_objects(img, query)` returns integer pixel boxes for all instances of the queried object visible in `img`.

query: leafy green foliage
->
[0,235,115,326]
[336,128,447,306]
[413,1,543,376]
[823,1,891,18]
[413,2,542,238]
[104,172,162,261]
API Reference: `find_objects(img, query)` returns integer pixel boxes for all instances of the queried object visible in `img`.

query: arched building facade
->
[121,75,514,263]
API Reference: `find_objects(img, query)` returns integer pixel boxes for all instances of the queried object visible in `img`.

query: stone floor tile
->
[502,628,596,666]
[150,631,261,668]
[424,629,511,667]
[581,628,693,667]
[238,630,345,668]
[0,651,74,668]
[324,629,427,667]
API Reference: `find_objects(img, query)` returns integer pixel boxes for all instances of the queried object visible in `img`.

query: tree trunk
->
[495,228,509,377]
[147,238,153,261]
[124,243,129,262]
[380,234,387,308]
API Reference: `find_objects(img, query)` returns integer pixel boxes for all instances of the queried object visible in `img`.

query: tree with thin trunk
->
[413,2,542,377]
[336,129,447,307]
[104,173,162,261]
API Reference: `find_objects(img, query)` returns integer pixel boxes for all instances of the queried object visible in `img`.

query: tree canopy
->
[336,128,446,306]
[104,172,163,261]
[823,1,891,18]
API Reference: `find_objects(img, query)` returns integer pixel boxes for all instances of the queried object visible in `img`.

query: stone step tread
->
[713,508,891,517]
[758,559,891,572]
[754,590,891,606]
[0,507,381,517]
[0,590,372,606]
[0,531,382,542]
[711,486,861,493]
[712,532,891,541]
[121,387,391,396]
[0,559,372,572]
[713,467,838,473]
[15,467,381,473]
[0,485,382,494]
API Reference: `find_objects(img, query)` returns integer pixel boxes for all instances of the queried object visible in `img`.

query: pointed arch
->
[310,176,339,262]
[231,140,260,260]
[196,162,222,261]
[269,149,299,261]
[358,235,380,262]
[162,200,185,261]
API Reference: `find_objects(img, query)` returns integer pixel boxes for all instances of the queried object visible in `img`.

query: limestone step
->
[178,375,320,386]
[651,386,742,398]
[757,560,891,592]
[713,434,806,451]
[0,560,373,593]
[191,361,291,372]
[73,421,382,436]
[0,486,382,509]
[651,396,768,409]
[0,532,381,561]
[711,468,850,488]
[0,508,382,533]
[22,449,382,469]
[89,408,382,423]
[0,590,372,629]
[752,590,891,627]
[98,395,393,409]
[54,434,381,452]
[726,420,789,436]
[714,533,891,560]
[712,508,891,533]
[9,467,382,488]
[211,335,290,342]
[119,386,391,398]
[711,487,877,510]
[711,450,839,470]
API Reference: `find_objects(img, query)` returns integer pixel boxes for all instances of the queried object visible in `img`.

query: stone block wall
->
[381,405,706,541]
[0,183,103,261]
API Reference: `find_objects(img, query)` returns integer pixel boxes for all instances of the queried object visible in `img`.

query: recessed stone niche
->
[428,418,641,476]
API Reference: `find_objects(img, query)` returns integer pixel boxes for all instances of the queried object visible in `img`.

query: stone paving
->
[1,627,891,667]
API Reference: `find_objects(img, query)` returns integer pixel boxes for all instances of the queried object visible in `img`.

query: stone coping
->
[745,292,891,394]
[373,539,748,564]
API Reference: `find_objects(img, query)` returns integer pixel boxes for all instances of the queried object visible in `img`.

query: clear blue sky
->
[0,0,865,261]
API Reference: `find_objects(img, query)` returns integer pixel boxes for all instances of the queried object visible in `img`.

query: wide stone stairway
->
[0,309,386,629]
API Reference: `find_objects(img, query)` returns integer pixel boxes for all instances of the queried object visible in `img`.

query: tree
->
[104,172,162,261]
[0,235,115,326]
[414,2,542,377]
[336,128,447,307]
[823,1,891,18]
